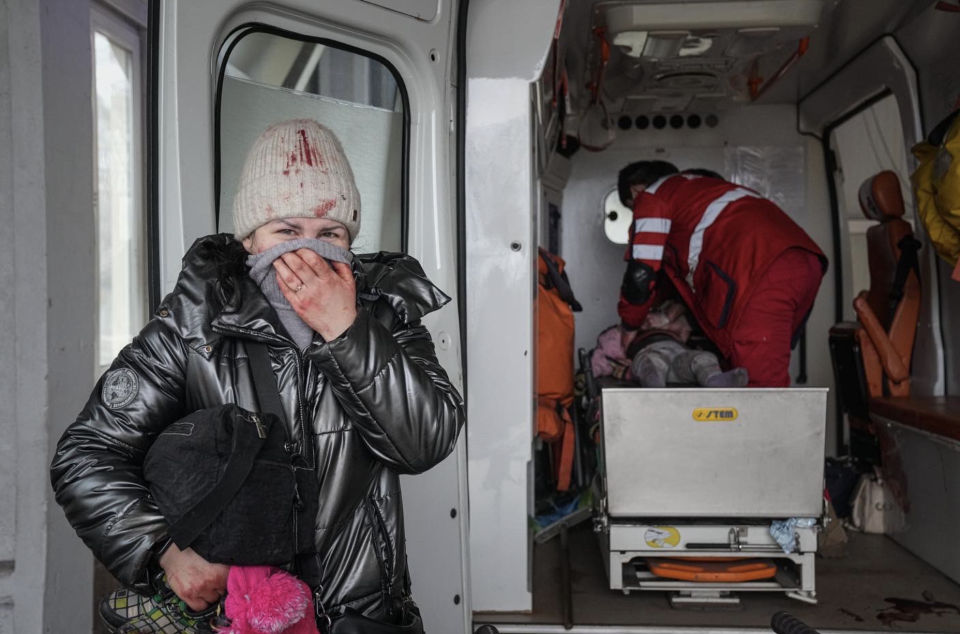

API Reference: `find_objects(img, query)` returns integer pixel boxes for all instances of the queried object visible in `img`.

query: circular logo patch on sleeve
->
[102,368,139,409]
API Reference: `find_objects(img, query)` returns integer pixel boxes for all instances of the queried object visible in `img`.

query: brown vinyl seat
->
[829,171,922,446]
[853,171,922,398]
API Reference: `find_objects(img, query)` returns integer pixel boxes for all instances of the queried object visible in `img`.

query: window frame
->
[826,91,915,321]
[213,23,412,252]
[90,2,148,374]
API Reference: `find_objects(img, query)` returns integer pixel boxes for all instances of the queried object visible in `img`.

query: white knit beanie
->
[233,119,361,241]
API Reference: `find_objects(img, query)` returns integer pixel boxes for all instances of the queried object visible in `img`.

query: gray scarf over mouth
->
[246,238,354,349]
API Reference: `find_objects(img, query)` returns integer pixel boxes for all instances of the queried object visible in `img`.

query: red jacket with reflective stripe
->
[618,174,827,354]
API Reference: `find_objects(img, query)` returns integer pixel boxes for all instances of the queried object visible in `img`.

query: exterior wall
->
[0,1,50,631]
[39,0,98,631]
[0,0,96,631]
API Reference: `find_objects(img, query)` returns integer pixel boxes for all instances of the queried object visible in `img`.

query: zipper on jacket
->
[369,495,395,613]
[292,498,299,558]
[292,470,304,511]
[364,500,394,615]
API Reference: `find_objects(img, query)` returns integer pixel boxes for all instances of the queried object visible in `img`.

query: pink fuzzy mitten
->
[221,566,320,634]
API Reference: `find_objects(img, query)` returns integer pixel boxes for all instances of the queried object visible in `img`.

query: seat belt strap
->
[887,235,921,323]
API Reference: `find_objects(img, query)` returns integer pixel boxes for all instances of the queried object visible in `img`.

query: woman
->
[50,119,465,629]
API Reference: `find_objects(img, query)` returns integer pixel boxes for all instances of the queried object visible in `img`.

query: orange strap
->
[853,292,910,383]
[539,398,577,491]
[556,415,576,492]
[537,398,566,442]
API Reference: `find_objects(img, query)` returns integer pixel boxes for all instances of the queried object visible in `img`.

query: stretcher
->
[594,388,828,606]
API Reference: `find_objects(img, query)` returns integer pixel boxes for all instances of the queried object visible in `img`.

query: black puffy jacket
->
[50,234,465,620]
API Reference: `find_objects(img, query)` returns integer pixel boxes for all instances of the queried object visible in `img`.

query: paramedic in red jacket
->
[617,161,827,387]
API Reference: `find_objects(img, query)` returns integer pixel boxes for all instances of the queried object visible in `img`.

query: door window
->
[828,94,914,319]
[217,29,407,253]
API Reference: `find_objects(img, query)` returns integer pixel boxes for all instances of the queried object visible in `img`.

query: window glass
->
[94,28,145,368]
[219,31,405,253]
[829,95,913,319]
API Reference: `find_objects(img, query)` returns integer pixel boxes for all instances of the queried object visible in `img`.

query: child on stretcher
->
[592,300,749,388]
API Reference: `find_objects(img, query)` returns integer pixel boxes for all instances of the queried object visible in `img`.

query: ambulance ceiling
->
[563,0,939,115]
[594,0,822,112]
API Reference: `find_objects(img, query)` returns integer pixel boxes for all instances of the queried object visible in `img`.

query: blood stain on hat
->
[283,148,302,177]
[285,150,298,174]
[298,129,323,167]
[314,199,337,217]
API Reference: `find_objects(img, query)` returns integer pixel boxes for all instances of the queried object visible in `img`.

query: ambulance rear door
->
[153,2,469,632]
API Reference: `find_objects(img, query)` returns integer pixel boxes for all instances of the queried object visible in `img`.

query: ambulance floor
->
[474,523,960,633]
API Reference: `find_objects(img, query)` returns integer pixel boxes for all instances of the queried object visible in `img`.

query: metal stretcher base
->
[597,521,819,605]
[596,388,829,605]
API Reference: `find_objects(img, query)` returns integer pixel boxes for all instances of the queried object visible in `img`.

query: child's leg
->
[704,367,749,388]
[678,350,749,387]
[631,348,670,387]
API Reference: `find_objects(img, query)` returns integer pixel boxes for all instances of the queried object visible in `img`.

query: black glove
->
[621,261,655,305]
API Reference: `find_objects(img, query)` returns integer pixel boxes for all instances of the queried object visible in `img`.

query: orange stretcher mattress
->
[646,558,778,583]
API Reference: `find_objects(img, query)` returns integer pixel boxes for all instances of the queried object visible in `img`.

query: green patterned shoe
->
[99,585,223,634]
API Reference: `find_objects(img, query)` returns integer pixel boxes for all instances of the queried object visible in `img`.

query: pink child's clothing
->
[591,326,633,380]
